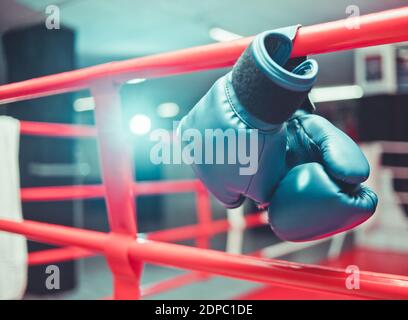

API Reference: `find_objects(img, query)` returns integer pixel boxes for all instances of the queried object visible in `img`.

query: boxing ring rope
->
[20,180,201,201]
[19,121,96,137]
[26,211,266,265]
[0,7,407,299]
[0,218,407,299]
[0,7,407,104]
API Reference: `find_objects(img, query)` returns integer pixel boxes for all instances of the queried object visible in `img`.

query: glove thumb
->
[295,114,370,184]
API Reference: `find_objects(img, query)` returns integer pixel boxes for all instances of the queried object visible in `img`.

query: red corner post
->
[194,181,213,281]
[91,82,142,300]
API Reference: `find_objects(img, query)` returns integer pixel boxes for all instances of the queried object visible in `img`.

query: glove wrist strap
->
[231,26,318,124]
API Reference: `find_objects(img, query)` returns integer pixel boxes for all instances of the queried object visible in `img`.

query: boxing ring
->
[1,7,408,299]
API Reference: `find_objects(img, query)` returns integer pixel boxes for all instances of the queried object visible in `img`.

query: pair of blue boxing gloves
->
[178,26,377,241]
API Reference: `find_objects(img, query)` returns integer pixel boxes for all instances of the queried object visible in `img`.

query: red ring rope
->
[0,7,407,104]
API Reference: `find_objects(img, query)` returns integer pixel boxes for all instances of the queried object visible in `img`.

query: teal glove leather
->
[179,25,376,242]
[178,26,318,208]
[267,110,378,241]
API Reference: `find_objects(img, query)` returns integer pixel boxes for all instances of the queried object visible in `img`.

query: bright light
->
[310,85,364,103]
[157,102,180,118]
[126,78,146,84]
[209,27,242,42]
[73,97,95,112]
[129,114,151,135]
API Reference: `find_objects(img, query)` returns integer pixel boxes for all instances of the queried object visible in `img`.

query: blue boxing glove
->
[267,110,378,241]
[178,26,318,208]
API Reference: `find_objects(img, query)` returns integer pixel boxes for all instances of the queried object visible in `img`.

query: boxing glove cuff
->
[231,26,318,124]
